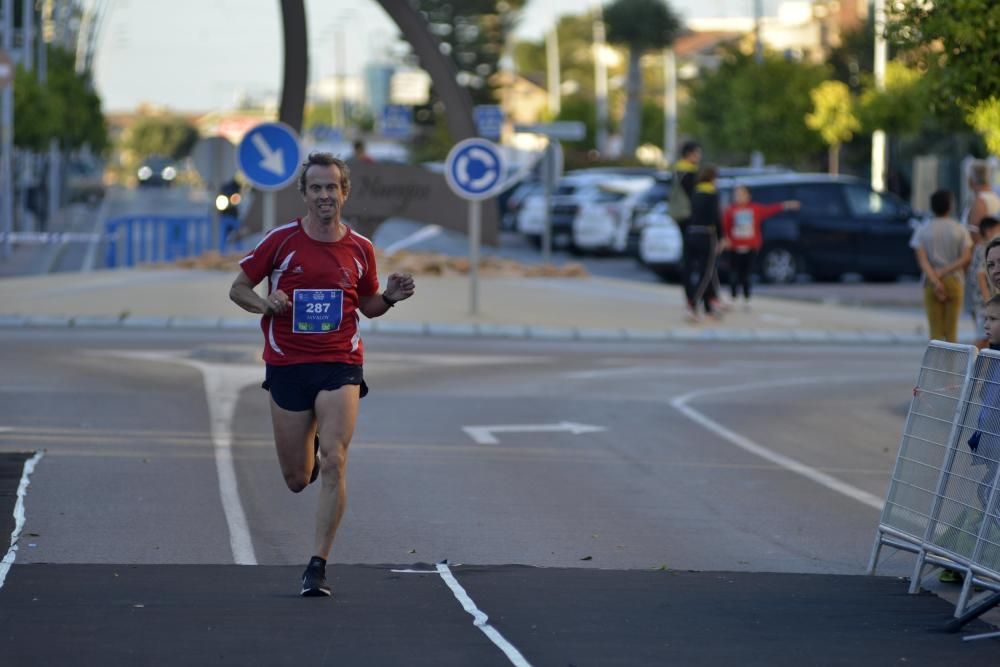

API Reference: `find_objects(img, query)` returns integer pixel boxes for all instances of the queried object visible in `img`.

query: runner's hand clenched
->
[265,290,290,315]
[384,273,416,303]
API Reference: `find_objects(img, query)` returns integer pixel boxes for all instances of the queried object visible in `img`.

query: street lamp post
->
[1,0,14,258]
[871,0,888,192]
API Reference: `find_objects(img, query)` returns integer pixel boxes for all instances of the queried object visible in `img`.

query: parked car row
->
[501,167,921,284]
[637,173,920,283]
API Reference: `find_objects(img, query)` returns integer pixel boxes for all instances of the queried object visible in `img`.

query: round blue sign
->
[237,122,302,191]
[444,138,505,201]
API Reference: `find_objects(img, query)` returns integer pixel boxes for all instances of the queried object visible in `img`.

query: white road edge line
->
[0,451,45,590]
[435,562,533,667]
[186,361,261,565]
[89,350,261,565]
[671,374,914,512]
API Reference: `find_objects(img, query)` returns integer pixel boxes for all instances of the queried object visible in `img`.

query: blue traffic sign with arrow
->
[444,138,505,201]
[237,122,301,191]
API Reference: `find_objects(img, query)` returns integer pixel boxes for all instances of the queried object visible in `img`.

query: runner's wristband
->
[382,293,397,307]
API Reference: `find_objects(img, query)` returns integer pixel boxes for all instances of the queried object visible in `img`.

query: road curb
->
[0,312,933,345]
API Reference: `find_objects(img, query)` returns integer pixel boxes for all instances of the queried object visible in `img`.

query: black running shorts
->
[262,362,368,412]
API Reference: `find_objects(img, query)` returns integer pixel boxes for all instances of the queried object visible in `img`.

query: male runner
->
[230,152,415,596]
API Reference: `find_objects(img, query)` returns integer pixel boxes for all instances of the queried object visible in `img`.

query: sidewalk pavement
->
[0,267,940,345]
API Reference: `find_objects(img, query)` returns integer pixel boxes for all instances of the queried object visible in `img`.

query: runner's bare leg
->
[269,400,318,492]
[312,385,360,559]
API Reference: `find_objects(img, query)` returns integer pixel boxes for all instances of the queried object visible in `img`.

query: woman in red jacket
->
[722,185,799,308]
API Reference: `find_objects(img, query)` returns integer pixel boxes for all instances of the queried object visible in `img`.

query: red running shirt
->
[239,219,380,365]
[722,202,785,251]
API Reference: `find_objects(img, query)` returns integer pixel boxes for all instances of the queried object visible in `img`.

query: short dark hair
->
[353,139,365,152]
[930,189,953,217]
[986,293,1000,309]
[297,152,351,196]
[980,216,1000,235]
[697,164,718,183]
[680,141,701,158]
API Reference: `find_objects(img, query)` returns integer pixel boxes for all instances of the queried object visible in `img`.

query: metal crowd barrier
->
[103,215,241,268]
[870,341,1000,630]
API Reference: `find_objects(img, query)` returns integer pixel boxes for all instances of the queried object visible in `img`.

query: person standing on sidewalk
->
[685,165,724,322]
[721,184,800,310]
[229,152,415,597]
[911,189,972,343]
[969,217,1000,349]
[670,141,703,319]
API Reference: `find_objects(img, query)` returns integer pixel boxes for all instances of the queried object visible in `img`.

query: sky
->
[90,0,784,113]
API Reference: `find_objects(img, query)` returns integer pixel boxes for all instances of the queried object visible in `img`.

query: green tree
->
[858,61,927,137]
[685,49,827,167]
[12,66,56,151]
[513,13,604,100]
[968,98,1000,157]
[120,115,199,165]
[603,0,681,157]
[414,0,527,105]
[886,0,1000,112]
[805,81,860,175]
[12,46,107,153]
[45,46,108,153]
[886,0,1000,154]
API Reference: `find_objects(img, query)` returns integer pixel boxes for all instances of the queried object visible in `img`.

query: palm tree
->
[603,0,682,157]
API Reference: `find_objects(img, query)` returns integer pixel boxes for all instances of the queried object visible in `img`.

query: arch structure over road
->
[244,0,487,239]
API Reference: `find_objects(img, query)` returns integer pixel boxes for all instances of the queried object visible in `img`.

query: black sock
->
[309,556,326,569]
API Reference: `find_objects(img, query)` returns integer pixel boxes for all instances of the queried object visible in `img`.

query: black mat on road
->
[0,452,31,548]
[0,563,996,666]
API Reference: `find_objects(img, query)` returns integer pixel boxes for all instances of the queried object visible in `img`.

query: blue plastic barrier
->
[104,216,242,268]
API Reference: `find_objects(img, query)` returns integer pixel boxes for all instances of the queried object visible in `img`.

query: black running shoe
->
[301,557,330,597]
[309,435,320,485]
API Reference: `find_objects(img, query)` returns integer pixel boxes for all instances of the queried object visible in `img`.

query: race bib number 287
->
[292,289,344,333]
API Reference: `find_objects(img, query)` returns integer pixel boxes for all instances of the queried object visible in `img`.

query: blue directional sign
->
[474,105,504,141]
[379,105,413,140]
[237,122,301,191]
[444,138,506,201]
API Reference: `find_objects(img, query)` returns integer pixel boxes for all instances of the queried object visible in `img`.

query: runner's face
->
[734,186,750,205]
[303,164,346,223]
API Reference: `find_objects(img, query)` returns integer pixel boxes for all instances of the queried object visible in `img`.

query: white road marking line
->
[0,452,44,590]
[463,422,606,445]
[95,350,260,565]
[436,562,533,667]
[671,374,913,511]
[181,360,261,565]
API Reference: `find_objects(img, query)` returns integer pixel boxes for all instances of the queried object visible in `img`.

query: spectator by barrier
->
[870,342,1000,623]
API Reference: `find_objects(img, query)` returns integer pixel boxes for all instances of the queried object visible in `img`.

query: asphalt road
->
[4,321,999,663]
[1,328,923,574]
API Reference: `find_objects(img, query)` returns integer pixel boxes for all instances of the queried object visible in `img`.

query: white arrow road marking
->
[251,132,286,176]
[462,422,606,445]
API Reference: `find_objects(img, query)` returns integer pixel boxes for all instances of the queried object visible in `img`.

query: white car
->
[571,176,656,254]
[516,172,621,248]
[636,201,683,280]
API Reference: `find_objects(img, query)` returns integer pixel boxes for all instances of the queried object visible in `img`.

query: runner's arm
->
[230,270,285,315]
[358,272,415,318]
